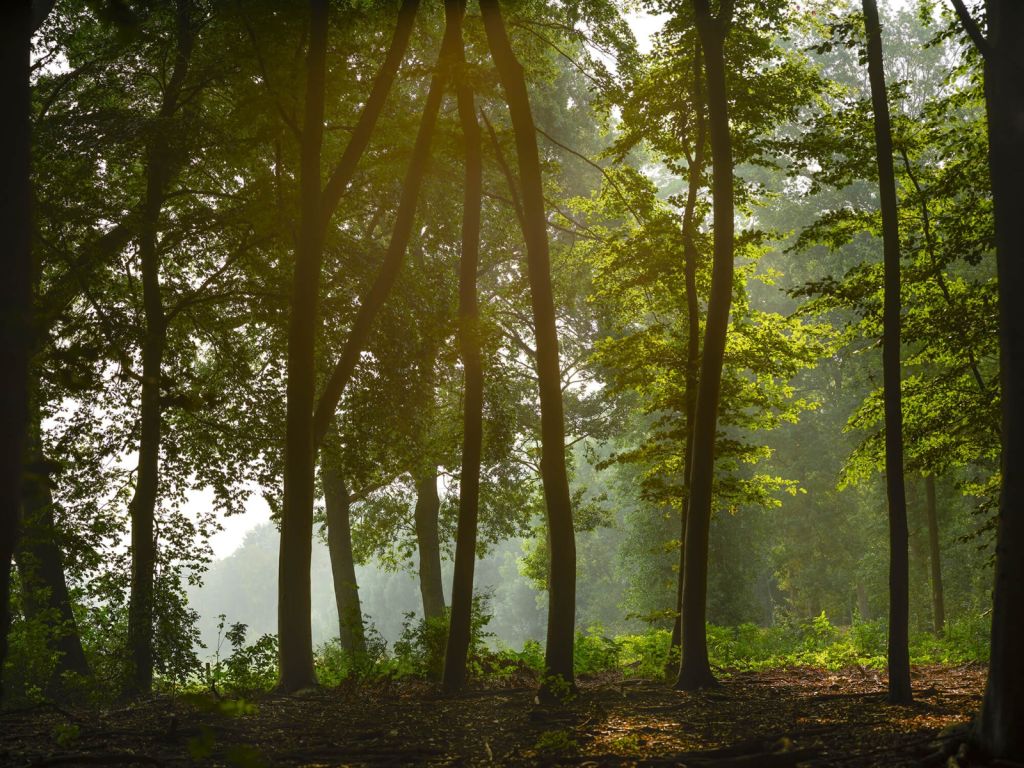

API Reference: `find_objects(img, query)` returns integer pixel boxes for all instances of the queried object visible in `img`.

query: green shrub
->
[573,627,621,675]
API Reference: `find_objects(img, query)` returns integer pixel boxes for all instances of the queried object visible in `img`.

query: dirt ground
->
[0,664,993,767]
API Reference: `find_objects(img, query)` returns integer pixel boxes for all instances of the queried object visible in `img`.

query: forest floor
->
[0,664,995,767]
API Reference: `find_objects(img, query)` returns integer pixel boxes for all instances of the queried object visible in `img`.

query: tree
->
[442,0,484,693]
[676,0,735,691]
[479,0,578,697]
[861,0,912,705]
[277,0,420,692]
[949,0,1024,758]
[0,0,34,699]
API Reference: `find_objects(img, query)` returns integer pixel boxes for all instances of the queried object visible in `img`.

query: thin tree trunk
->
[479,0,577,697]
[414,471,446,622]
[968,0,1024,757]
[862,0,912,705]
[279,0,329,693]
[277,0,419,693]
[443,0,483,691]
[322,460,365,654]
[924,474,945,634]
[669,44,706,670]
[0,0,32,701]
[17,410,91,690]
[125,1,192,695]
[676,0,734,691]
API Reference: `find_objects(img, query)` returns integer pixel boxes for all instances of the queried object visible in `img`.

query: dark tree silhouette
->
[950,0,1024,758]
[442,0,484,694]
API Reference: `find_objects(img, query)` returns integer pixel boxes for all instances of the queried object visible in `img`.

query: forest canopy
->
[2,0,1023,764]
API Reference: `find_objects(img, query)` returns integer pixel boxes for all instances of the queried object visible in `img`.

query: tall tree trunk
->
[0,0,32,701]
[669,45,706,670]
[276,0,418,693]
[443,0,483,691]
[965,0,1024,758]
[125,313,165,695]
[322,459,365,654]
[17,410,90,690]
[279,0,329,693]
[479,0,577,697]
[125,0,192,695]
[413,470,446,622]
[676,0,734,691]
[862,0,912,705]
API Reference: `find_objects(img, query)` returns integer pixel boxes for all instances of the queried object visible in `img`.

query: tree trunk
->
[17,412,90,691]
[413,471,446,622]
[669,44,706,671]
[0,0,32,701]
[124,0,193,696]
[676,0,733,691]
[924,474,945,634]
[973,0,1024,758]
[479,0,577,697]
[322,460,365,655]
[862,0,912,705]
[443,0,483,691]
[279,0,329,693]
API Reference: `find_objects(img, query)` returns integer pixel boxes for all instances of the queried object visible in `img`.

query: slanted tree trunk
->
[442,0,483,691]
[311,10,458,449]
[125,0,193,695]
[479,0,577,697]
[413,470,446,622]
[0,0,33,700]
[924,474,945,634]
[17,413,90,690]
[322,460,365,654]
[953,0,1024,757]
[669,44,706,671]
[676,0,734,691]
[276,0,419,693]
[862,0,912,705]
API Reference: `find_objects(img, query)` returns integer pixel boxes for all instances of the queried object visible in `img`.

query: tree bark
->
[322,460,365,655]
[0,0,32,701]
[676,0,733,691]
[968,0,1024,758]
[924,474,945,634]
[862,0,912,705]
[479,0,577,697]
[279,0,329,693]
[443,0,483,691]
[413,471,446,622]
[125,0,192,695]
[670,44,706,670]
